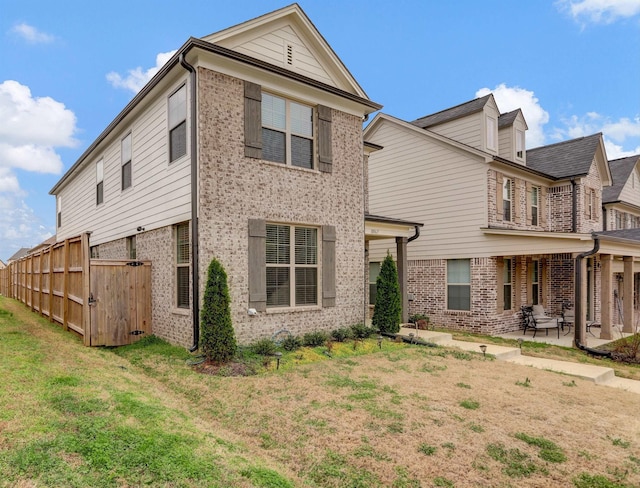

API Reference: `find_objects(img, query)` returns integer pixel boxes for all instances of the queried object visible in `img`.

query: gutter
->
[180,53,200,352]
[574,236,611,357]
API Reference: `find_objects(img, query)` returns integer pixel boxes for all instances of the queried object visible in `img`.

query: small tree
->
[200,258,236,363]
[372,252,402,333]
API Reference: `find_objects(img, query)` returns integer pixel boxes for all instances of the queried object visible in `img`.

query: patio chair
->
[560,308,574,335]
[521,305,560,339]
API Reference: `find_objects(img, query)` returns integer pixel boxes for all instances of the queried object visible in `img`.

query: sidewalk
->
[398,327,640,395]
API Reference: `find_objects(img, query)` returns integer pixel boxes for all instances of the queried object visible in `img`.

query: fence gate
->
[89,260,152,346]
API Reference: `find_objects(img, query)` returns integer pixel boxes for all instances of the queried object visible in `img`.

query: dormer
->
[483,96,500,155]
[498,109,528,165]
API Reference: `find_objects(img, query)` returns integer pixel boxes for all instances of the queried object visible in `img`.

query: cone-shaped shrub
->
[372,252,402,333]
[200,258,236,363]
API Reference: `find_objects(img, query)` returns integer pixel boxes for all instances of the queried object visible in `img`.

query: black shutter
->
[248,219,267,311]
[244,81,262,159]
[322,225,336,307]
[317,105,332,173]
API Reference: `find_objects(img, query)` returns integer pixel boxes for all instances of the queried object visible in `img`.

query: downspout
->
[180,53,200,352]
[571,178,577,233]
[602,206,607,231]
[408,225,420,243]
[574,237,610,357]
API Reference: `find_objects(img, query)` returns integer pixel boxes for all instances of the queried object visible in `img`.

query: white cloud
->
[476,84,550,148]
[106,50,177,94]
[10,23,55,44]
[0,196,54,261]
[0,80,77,179]
[557,0,640,24]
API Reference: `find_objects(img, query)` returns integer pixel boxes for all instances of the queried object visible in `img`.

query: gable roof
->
[411,94,493,129]
[498,109,519,128]
[526,133,607,180]
[202,3,368,99]
[602,155,640,203]
[7,247,30,262]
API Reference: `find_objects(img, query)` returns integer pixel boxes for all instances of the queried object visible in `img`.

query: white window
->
[266,224,318,307]
[447,259,470,311]
[176,222,190,308]
[169,85,187,163]
[486,115,497,151]
[503,178,513,222]
[127,235,136,260]
[57,196,62,228]
[531,260,540,306]
[531,186,539,226]
[96,159,104,205]
[262,93,314,169]
[121,133,132,190]
[369,262,381,305]
[516,129,525,159]
[504,258,512,310]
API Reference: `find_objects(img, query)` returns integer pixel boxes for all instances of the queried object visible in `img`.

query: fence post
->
[63,239,70,331]
[82,232,91,346]
[48,248,54,323]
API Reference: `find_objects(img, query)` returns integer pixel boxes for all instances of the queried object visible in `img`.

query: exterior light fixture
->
[275,352,282,370]
[480,344,487,358]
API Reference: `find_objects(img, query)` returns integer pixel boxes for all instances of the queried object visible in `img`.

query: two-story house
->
[49,4,394,348]
[365,95,640,341]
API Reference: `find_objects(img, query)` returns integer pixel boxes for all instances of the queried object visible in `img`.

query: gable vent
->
[286,44,293,65]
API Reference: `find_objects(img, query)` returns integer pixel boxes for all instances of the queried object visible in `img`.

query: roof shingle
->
[602,155,640,203]
[526,133,603,179]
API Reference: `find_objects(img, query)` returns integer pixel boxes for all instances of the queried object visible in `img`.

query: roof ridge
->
[412,94,492,124]
[609,154,640,163]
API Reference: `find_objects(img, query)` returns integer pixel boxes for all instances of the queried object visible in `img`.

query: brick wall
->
[196,67,365,344]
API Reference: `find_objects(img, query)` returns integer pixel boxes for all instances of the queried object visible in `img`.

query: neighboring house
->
[0,260,6,270]
[28,235,57,255]
[7,248,30,265]
[365,94,640,340]
[603,154,640,231]
[49,4,418,348]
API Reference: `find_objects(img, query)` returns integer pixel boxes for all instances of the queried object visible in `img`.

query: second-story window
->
[531,186,539,226]
[262,92,314,169]
[96,159,104,205]
[516,129,525,159]
[169,85,187,163]
[121,133,132,191]
[503,178,513,222]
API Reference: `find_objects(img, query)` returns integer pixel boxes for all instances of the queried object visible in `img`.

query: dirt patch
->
[193,360,257,376]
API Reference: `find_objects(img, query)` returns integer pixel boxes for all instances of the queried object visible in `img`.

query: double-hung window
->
[531,260,540,305]
[96,159,104,205]
[266,224,318,307]
[447,259,471,311]
[369,262,381,305]
[121,133,132,190]
[531,186,539,226]
[176,222,190,308]
[169,85,187,163]
[503,178,513,222]
[127,235,136,260]
[516,129,525,159]
[503,258,512,310]
[262,93,314,169]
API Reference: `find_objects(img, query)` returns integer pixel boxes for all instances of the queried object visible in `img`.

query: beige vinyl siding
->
[367,121,487,261]
[498,127,513,160]
[426,111,483,150]
[56,80,192,245]
[618,168,640,207]
[222,25,335,87]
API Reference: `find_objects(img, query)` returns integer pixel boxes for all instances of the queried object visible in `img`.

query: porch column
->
[623,256,634,333]
[600,254,613,340]
[396,236,409,323]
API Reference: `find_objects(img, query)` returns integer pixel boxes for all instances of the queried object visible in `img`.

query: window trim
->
[261,91,314,170]
[168,84,187,164]
[516,129,525,159]
[121,132,132,191]
[531,186,539,226]
[266,223,319,308]
[447,258,471,311]
[503,178,513,222]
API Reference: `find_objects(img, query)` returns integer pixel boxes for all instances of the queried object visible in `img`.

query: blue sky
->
[0,0,639,261]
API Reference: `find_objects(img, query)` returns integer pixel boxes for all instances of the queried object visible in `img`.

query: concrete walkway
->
[398,327,640,395]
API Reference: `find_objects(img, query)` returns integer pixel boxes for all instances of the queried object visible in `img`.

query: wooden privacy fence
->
[0,233,151,346]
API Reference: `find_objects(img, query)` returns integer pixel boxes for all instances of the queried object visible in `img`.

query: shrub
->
[350,323,374,339]
[372,253,402,334]
[200,258,236,363]
[281,335,302,351]
[303,331,329,347]
[331,327,353,342]
[250,338,277,356]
